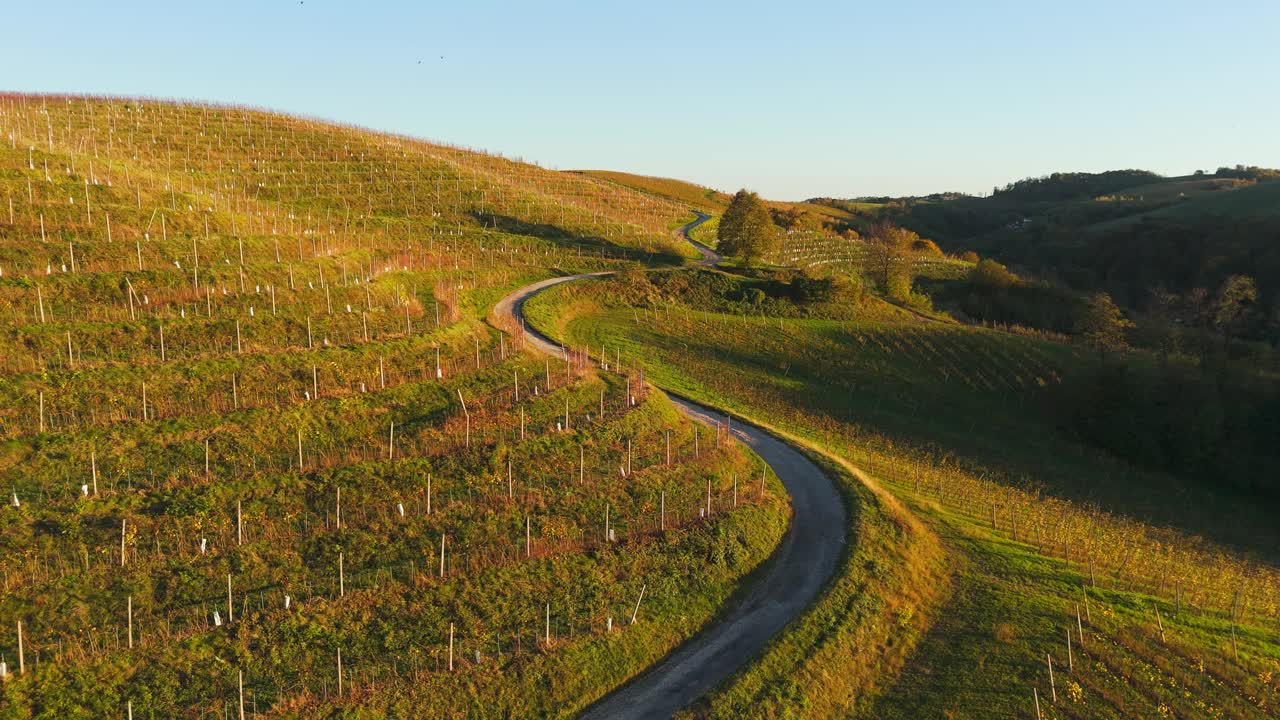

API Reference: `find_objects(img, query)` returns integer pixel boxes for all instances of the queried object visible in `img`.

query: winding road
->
[491,213,846,719]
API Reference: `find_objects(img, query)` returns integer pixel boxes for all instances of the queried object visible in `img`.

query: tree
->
[717,189,752,245]
[771,207,823,232]
[717,190,780,266]
[1211,274,1258,338]
[867,222,921,301]
[1075,292,1133,356]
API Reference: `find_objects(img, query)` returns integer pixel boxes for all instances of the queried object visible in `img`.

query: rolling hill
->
[0,94,787,717]
[854,169,1280,327]
[3,93,1277,720]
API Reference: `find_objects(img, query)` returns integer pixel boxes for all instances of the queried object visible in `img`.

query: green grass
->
[873,490,1280,719]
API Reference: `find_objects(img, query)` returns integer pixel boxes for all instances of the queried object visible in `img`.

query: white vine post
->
[630,584,646,624]
[1066,627,1073,670]
[1047,652,1056,702]
[457,389,470,448]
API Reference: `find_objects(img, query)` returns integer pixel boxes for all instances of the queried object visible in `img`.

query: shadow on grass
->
[468,211,685,266]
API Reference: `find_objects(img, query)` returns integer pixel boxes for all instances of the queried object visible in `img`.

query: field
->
[524,270,1280,718]
[1085,178,1280,233]
[1096,176,1250,202]
[0,95,791,718]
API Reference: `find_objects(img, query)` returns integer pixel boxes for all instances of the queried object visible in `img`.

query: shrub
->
[969,259,1018,291]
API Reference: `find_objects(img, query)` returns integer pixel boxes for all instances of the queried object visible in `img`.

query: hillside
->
[0,95,789,717]
[525,264,1280,719]
[4,94,1278,719]
[852,169,1280,338]
[576,169,858,234]
[574,170,731,214]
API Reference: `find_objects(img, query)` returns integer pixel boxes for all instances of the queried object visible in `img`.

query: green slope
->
[524,268,1280,719]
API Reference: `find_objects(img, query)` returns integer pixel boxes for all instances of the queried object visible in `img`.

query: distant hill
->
[838,167,1280,337]
[992,169,1163,202]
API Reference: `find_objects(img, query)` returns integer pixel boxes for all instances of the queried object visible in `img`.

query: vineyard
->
[5,91,1278,719]
[525,276,1280,719]
[0,95,791,718]
[772,229,969,280]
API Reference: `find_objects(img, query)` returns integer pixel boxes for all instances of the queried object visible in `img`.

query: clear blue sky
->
[4,1,1278,200]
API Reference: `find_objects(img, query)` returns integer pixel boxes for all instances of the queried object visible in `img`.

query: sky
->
[3,1,1278,200]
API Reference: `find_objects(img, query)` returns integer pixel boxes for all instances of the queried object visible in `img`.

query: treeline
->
[930,256,1280,498]
[808,192,970,208]
[925,258,1086,334]
[1050,359,1280,497]
[1208,164,1280,181]
[993,170,1161,202]
[994,214,1280,342]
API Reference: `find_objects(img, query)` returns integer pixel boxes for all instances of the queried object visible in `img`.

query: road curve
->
[682,211,721,265]
[490,215,847,719]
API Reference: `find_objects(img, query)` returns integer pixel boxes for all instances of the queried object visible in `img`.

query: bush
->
[969,259,1018,291]
[789,275,838,303]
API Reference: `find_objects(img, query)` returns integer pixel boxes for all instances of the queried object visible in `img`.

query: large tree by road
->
[717,190,780,266]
